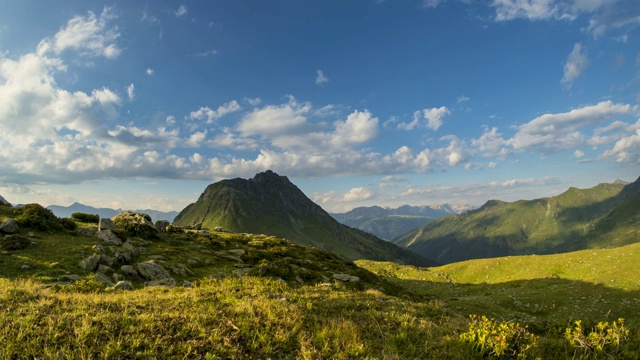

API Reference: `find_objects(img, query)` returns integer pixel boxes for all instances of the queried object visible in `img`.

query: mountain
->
[393,177,640,264]
[331,204,471,240]
[173,170,435,266]
[47,202,178,222]
[0,194,9,206]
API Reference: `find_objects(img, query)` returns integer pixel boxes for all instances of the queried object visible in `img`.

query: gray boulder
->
[79,254,102,271]
[137,261,171,281]
[112,211,158,239]
[155,220,170,232]
[112,280,134,291]
[98,218,117,231]
[333,273,360,283]
[96,230,122,245]
[0,219,19,234]
[94,271,114,286]
[76,228,96,237]
[120,265,142,281]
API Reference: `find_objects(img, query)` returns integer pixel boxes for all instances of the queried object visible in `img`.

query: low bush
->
[15,204,63,231]
[460,315,538,358]
[565,318,629,357]
[71,212,99,223]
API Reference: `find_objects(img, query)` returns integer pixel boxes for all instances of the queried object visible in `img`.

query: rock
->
[112,211,159,239]
[214,226,223,232]
[333,273,360,283]
[112,273,123,282]
[21,264,31,269]
[96,230,122,245]
[155,220,170,232]
[76,228,96,237]
[97,264,113,275]
[79,254,102,271]
[98,218,118,231]
[145,278,177,287]
[183,280,193,288]
[187,257,201,266]
[148,254,168,261]
[137,261,171,281]
[92,244,105,253]
[112,280,134,291]
[0,219,19,234]
[1,234,30,250]
[169,264,194,277]
[94,271,114,286]
[115,242,139,264]
[120,265,142,280]
[228,249,246,256]
[61,274,82,281]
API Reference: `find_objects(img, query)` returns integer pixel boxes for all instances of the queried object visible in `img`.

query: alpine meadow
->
[1,0,640,359]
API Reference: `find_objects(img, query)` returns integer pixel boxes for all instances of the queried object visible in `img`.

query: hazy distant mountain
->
[173,170,435,266]
[47,202,178,222]
[332,204,472,240]
[394,177,640,264]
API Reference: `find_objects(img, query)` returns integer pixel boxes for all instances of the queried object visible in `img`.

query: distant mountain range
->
[331,204,473,240]
[46,202,179,222]
[393,177,640,264]
[173,170,435,266]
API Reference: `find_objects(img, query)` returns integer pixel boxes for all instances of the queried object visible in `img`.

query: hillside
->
[332,204,469,240]
[394,177,640,264]
[173,170,434,266]
[47,202,179,222]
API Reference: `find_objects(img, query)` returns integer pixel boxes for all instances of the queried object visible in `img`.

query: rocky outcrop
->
[0,195,10,207]
[333,273,360,282]
[112,211,159,239]
[79,254,114,271]
[155,220,170,232]
[98,218,117,231]
[0,219,19,234]
[96,230,122,245]
[136,261,172,281]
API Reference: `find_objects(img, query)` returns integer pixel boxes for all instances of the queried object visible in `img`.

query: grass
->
[3,204,640,358]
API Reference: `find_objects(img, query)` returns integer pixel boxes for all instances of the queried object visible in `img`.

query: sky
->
[0,0,639,213]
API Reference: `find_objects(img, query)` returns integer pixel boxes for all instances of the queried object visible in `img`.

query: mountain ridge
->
[393,177,640,264]
[47,202,179,222]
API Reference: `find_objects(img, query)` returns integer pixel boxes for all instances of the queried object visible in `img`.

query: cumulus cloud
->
[491,0,566,21]
[562,43,589,86]
[472,126,510,159]
[315,70,329,85]
[342,187,374,201]
[146,68,154,76]
[175,5,188,17]
[37,7,121,59]
[507,101,634,153]
[398,106,450,131]
[601,120,640,163]
[189,100,241,123]
[126,83,135,101]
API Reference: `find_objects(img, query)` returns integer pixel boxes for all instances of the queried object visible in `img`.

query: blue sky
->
[0,0,638,213]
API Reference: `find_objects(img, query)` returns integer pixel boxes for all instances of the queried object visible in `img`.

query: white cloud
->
[315,70,329,85]
[189,100,241,123]
[37,7,120,59]
[237,98,311,137]
[422,0,443,8]
[146,68,154,76]
[398,106,450,131]
[491,0,566,21]
[175,5,188,17]
[488,161,498,168]
[471,126,510,159]
[342,187,374,202]
[244,97,262,106]
[562,43,589,86]
[195,49,217,58]
[126,83,135,101]
[574,149,585,157]
[457,95,470,103]
[507,101,634,153]
[601,122,640,163]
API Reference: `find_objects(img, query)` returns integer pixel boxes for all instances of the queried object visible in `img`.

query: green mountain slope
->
[393,177,640,264]
[173,170,434,266]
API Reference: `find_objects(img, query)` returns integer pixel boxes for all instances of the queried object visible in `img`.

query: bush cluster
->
[71,212,99,223]
[15,204,75,231]
[565,318,629,357]
[460,315,538,358]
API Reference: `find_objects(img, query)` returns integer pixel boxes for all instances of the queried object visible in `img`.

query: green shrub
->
[71,212,99,223]
[565,318,629,356]
[0,234,30,251]
[59,218,77,230]
[15,204,63,231]
[460,315,538,358]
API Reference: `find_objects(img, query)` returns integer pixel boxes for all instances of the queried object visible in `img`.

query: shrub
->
[565,318,629,357]
[71,212,99,223]
[59,218,77,230]
[0,234,30,251]
[15,204,63,231]
[460,315,538,358]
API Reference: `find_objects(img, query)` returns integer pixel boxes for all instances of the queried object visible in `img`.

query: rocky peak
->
[0,195,11,207]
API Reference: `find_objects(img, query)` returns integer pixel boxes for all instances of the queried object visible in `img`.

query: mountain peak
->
[251,170,291,185]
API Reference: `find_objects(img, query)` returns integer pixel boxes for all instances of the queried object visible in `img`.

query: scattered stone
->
[94,271,114,286]
[155,220,170,232]
[1,234,30,250]
[148,254,168,261]
[76,228,96,237]
[92,244,105,253]
[0,219,19,234]
[112,273,123,282]
[120,265,142,281]
[137,261,172,281]
[97,264,114,275]
[187,257,201,266]
[145,278,177,287]
[115,242,139,264]
[96,230,122,245]
[214,226,223,232]
[183,280,193,288]
[295,275,304,283]
[169,264,194,277]
[79,254,102,271]
[21,264,31,270]
[112,280,134,291]
[333,273,360,283]
[98,218,118,231]
[228,249,246,256]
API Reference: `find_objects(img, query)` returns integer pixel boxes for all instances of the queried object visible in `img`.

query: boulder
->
[154,220,170,232]
[120,265,142,281]
[60,274,82,281]
[79,254,102,271]
[1,234,30,250]
[94,271,114,286]
[76,228,96,237]
[145,278,177,287]
[112,280,134,291]
[98,218,117,231]
[169,264,194,277]
[333,273,360,283]
[96,230,122,245]
[115,242,139,264]
[228,249,245,256]
[136,261,171,281]
[0,219,19,234]
[112,211,159,239]
[97,264,113,275]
